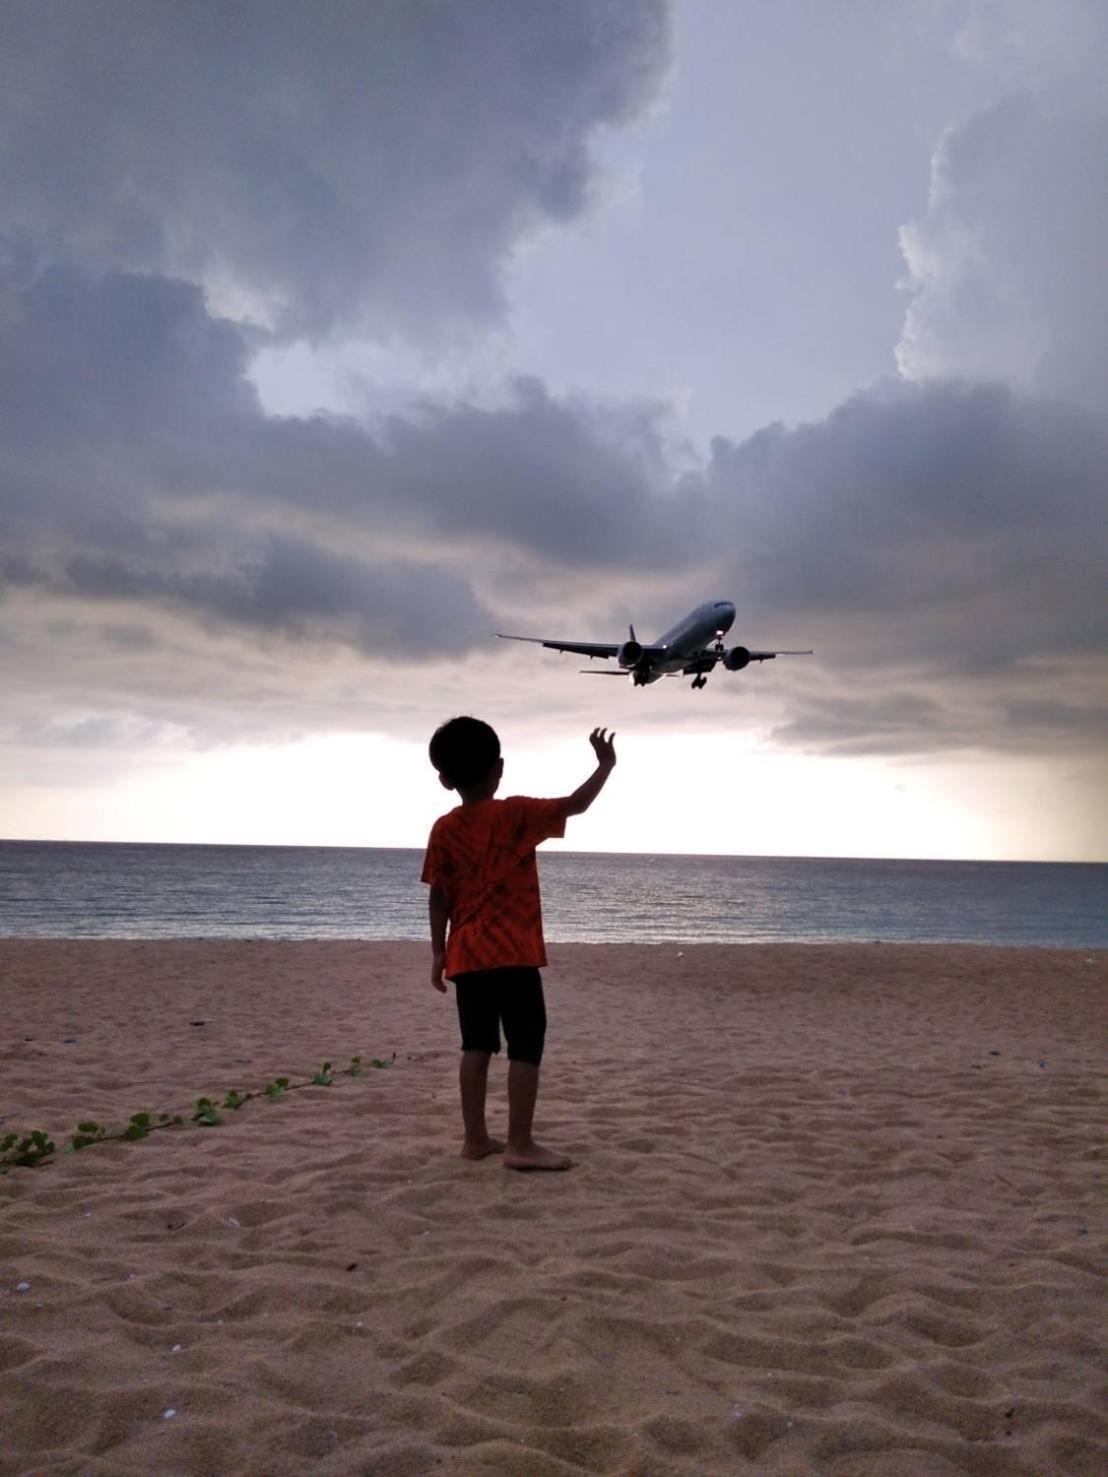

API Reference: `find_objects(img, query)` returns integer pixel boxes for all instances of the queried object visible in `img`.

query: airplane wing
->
[497,633,668,660]
[679,647,813,675]
[498,633,620,659]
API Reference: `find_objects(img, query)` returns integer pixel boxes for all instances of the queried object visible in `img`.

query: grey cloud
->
[770,691,976,759]
[772,677,1108,760]
[8,714,154,751]
[709,380,1105,654]
[216,376,674,568]
[0,260,669,656]
[0,258,491,653]
[0,258,260,549]
[2,257,1104,760]
[703,377,1107,753]
[62,538,487,657]
[1002,696,1108,746]
[0,0,671,339]
[100,623,157,651]
[897,95,1108,411]
[381,379,675,566]
[953,0,1108,104]
[0,259,661,551]
[854,4,1108,761]
[1,258,258,443]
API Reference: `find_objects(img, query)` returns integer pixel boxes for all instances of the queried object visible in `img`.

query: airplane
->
[498,600,812,690]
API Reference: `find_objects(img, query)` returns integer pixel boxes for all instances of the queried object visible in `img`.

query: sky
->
[1,0,1105,862]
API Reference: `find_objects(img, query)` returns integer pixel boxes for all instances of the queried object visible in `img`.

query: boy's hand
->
[563,729,618,816]
[431,950,447,993]
[589,726,617,769]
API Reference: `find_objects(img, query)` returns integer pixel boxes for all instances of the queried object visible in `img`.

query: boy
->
[422,717,616,1171]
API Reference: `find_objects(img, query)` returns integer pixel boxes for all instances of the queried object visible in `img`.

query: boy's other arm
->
[428,884,449,993]
[561,728,617,817]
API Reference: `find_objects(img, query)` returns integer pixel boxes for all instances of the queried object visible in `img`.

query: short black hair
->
[428,715,501,789]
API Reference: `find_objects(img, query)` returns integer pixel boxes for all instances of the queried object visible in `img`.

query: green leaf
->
[192,1097,222,1126]
[13,1131,55,1165]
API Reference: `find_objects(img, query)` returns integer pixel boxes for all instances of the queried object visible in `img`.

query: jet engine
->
[617,639,643,668]
[723,645,750,671]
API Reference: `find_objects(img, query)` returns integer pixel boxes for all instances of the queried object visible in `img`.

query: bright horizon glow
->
[2,733,1104,864]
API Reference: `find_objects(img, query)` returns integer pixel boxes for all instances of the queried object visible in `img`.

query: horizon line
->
[1,836,1104,867]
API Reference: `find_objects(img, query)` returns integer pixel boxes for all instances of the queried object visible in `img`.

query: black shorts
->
[453,966,546,1065]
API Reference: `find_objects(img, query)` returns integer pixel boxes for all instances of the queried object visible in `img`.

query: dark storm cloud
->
[60,538,485,656]
[0,0,671,339]
[703,379,1107,753]
[381,379,674,565]
[770,691,970,758]
[0,258,483,650]
[0,259,258,540]
[2,250,1105,753]
[1,251,1104,757]
[709,380,1105,653]
[0,259,670,650]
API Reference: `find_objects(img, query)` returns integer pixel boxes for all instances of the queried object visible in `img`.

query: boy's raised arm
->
[561,728,617,816]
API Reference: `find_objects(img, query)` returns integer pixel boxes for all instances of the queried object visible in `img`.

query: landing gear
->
[690,629,726,688]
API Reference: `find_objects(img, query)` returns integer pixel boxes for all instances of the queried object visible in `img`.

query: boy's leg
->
[458,1050,503,1159]
[500,969,571,1172]
[505,1061,569,1170]
[453,973,504,1159]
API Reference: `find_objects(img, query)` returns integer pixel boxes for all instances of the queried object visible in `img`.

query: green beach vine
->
[0,1054,394,1174]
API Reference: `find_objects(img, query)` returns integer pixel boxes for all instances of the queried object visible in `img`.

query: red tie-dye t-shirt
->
[421,796,569,978]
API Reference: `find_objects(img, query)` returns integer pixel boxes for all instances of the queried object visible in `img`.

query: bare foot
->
[460,1136,505,1160]
[503,1142,572,1172]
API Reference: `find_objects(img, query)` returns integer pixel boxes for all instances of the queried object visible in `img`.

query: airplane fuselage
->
[632,600,735,684]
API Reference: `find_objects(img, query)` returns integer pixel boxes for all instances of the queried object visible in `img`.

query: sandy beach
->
[1,939,1104,1476]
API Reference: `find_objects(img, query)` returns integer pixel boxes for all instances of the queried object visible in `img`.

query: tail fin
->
[630,623,637,642]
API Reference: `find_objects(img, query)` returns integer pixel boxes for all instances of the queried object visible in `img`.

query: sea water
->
[1,841,1105,948]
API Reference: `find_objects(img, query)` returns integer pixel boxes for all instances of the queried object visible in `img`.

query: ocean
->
[0,841,1105,948]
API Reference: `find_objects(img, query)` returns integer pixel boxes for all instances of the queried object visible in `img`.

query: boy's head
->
[429,716,502,793]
